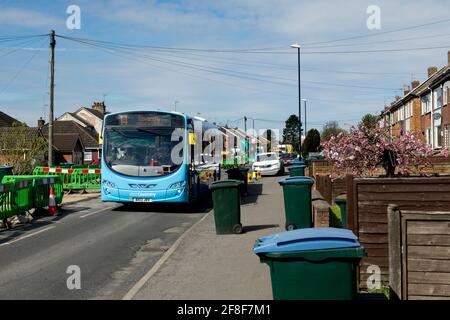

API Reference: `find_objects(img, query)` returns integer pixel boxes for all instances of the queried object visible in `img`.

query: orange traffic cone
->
[48,187,58,216]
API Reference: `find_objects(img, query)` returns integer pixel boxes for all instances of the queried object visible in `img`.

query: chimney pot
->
[411,80,420,89]
[404,85,411,96]
[428,66,438,78]
[37,117,45,129]
[448,50,450,66]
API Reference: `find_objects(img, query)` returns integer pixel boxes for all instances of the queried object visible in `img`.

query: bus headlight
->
[102,179,117,189]
[169,181,186,189]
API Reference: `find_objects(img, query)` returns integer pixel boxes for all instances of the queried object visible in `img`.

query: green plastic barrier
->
[0,183,15,220]
[0,175,63,224]
[32,175,63,207]
[2,175,63,208]
[33,167,100,190]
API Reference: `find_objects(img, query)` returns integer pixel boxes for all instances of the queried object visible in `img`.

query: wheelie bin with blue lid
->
[279,176,314,230]
[253,228,366,300]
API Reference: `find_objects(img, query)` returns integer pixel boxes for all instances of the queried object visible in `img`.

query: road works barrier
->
[33,167,101,190]
[0,175,63,222]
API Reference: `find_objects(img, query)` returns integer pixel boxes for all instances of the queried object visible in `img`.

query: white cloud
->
[0,8,62,28]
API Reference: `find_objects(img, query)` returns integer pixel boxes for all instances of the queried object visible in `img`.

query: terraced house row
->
[379,50,450,150]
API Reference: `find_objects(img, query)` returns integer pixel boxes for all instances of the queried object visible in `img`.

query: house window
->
[434,125,442,148]
[444,85,449,105]
[425,128,432,146]
[405,102,411,118]
[434,87,442,110]
[422,94,431,114]
[405,118,410,132]
[84,151,93,161]
[399,106,404,121]
[404,102,412,132]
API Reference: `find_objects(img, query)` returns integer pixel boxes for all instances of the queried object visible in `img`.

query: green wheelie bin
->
[0,166,14,182]
[279,176,314,230]
[288,165,306,177]
[210,180,243,234]
[254,228,366,300]
[226,167,249,195]
[335,195,347,228]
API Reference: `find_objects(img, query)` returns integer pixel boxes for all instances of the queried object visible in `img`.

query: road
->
[0,197,209,300]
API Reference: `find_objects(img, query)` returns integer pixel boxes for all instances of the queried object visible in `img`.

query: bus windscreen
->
[103,112,185,177]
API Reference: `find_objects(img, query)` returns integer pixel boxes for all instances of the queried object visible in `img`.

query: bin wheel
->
[233,224,243,234]
[285,223,296,231]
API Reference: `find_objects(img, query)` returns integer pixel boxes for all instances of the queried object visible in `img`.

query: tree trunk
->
[383,149,396,177]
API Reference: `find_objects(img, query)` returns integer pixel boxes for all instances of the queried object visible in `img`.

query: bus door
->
[187,120,199,200]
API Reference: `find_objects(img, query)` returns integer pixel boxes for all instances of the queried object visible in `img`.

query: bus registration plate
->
[132,198,153,203]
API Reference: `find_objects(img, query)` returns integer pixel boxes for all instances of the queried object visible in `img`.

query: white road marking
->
[0,226,56,247]
[122,211,212,300]
[80,207,112,218]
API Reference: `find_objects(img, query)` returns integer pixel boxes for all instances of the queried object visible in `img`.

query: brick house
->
[379,50,450,150]
[38,119,100,165]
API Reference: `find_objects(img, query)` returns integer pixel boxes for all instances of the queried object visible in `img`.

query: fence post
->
[345,174,355,233]
[388,204,402,300]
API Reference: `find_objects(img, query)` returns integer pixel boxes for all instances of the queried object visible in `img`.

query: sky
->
[1,0,450,135]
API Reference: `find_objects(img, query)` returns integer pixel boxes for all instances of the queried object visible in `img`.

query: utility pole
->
[48,30,55,166]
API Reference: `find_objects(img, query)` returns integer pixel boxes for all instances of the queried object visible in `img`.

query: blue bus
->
[101,110,222,204]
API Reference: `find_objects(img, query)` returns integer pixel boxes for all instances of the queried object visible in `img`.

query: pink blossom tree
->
[322,125,438,177]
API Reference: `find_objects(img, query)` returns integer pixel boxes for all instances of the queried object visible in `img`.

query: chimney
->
[428,66,438,78]
[395,95,401,101]
[411,80,420,90]
[37,117,45,129]
[403,85,411,96]
[448,50,450,66]
[92,101,106,114]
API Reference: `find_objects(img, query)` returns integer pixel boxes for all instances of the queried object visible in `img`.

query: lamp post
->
[301,98,307,135]
[174,100,180,111]
[291,43,302,159]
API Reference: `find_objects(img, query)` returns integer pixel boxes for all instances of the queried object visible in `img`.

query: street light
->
[174,100,180,111]
[291,43,302,159]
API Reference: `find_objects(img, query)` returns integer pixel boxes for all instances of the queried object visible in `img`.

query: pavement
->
[61,190,101,206]
[132,175,287,300]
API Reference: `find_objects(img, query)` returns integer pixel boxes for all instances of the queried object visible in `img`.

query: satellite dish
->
[433,113,441,120]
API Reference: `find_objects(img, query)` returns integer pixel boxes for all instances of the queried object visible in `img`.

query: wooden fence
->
[314,175,346,204]
[388,205,450,300]
[310,156,450,178]
[309,160,332,177]
[346,176,450,290]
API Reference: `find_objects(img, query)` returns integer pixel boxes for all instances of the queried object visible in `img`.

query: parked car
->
[279,153,294,167]
[252,152,284,176]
